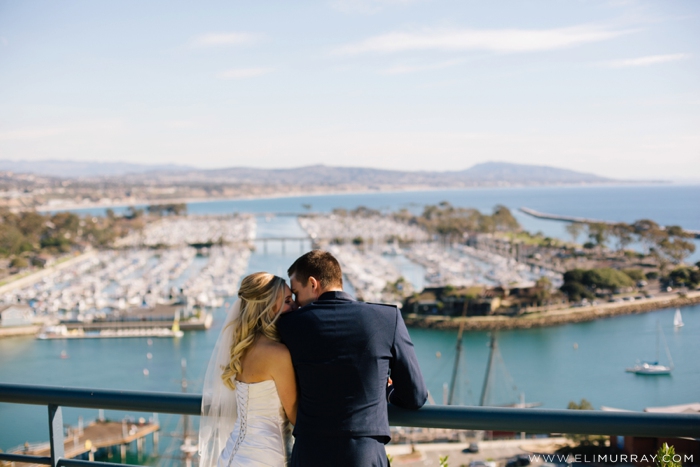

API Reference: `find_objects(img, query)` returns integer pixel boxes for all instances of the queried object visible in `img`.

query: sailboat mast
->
[656,321,661,364]
[660,323,674,370]
[447,298,468,405]
[181,358,190,439]
[479,334,497,407]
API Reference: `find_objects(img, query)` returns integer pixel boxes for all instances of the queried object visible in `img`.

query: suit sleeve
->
[388,308,428,410]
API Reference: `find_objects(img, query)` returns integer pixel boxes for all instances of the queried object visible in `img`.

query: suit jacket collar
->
[317,290,354,302]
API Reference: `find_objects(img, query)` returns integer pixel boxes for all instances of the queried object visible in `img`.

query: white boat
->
[626,361,672,375]
[673,308,684,328]
[626,322,673,375]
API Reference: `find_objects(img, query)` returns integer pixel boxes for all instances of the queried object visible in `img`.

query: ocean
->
[2,184,699,456]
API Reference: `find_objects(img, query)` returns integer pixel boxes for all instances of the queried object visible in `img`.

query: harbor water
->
[2,184,699,456]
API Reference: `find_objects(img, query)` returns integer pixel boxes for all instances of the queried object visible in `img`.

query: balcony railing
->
[1,383,699,467]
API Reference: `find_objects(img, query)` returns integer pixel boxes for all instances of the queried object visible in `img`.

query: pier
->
[253,236,310,254]
[519,207,700,238]
[9,418,159,465]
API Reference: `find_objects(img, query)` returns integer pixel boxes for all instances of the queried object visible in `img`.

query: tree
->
[567,398,594,410]
[566,222,584,244]
[10,256,28,269]
[586,223,609,248]
[668,267,700,288]
[560,281,595,302]
[563,269,585,284]
[610,222,634,253]
[581,268,634,291]
[492,205,520,232]
[656,226,696,265]
[622,269,645,282]
[632,219,663,254]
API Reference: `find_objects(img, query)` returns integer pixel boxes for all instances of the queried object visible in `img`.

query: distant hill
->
[181,162,611,185]
[0,159,194,177]
[459,162,608,183]
[0,159,612,185]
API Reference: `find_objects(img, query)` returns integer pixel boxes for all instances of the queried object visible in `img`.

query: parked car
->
[463,442,479,453]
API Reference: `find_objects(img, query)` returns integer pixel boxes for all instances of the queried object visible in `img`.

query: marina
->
[0,231,252,340]
[1,186,699,462]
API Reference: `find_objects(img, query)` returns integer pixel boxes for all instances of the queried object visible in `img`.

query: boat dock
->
[9,418,159,465]
[519,207,700,238]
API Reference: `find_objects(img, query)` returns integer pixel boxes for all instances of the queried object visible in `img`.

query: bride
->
[199,272,298,467]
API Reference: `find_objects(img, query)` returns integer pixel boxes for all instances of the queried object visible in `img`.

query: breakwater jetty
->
[519,207,700,239]
[403,291,700,331]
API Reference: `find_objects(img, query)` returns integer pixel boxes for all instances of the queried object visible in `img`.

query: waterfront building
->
[0,303,34,327]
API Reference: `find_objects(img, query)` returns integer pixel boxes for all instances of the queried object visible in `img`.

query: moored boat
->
[626,321,673,375]
[673,308,684,327]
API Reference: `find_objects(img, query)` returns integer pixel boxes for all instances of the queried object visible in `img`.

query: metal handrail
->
[2,383,700,466]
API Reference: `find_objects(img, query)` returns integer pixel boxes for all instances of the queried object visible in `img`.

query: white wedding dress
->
[218,380,292,467]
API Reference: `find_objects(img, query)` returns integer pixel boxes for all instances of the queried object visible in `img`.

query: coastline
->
[32,181,636,213]
[33,185,434,212]
[403,291,700,331]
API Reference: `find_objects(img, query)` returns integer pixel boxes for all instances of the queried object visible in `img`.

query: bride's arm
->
[269,343,298,425]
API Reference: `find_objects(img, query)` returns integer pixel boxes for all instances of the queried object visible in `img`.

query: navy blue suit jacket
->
[276,291,427,440]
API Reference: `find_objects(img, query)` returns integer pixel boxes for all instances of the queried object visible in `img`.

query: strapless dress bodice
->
[218,380,291,467]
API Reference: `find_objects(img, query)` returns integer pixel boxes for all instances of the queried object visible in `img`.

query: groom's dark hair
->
[288,250,343,289]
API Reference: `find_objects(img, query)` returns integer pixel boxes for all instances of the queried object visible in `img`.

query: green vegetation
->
[657,443,683,467]
[565,222,585,244]
[414,202,520,239]
[622,268,645,282]
[666,266,700,289]
[0,209,143,271]
[146,203,187,216]
[560,268,635,301]
[562,219,695,267]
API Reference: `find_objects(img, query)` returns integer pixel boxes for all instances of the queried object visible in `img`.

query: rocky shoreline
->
[403,291,700,331]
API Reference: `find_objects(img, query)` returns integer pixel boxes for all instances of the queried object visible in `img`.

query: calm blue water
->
[3,185,699,453]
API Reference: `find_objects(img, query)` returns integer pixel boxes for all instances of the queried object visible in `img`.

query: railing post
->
[48,404,64,467]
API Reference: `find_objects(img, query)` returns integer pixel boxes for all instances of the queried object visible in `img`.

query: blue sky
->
[0,0,698,180]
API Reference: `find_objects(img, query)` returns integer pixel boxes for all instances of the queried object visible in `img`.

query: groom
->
[277,250,427,467]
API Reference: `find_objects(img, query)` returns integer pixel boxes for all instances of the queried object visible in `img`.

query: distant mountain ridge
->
[0,159,612,185]
[0,159,194,177]
[459,162,607,183]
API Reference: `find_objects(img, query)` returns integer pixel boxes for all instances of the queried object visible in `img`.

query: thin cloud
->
[333,25,633,55]
[188,32,261,49]
[331,0,426,15]
[381,58,463,75]
[216,67,274,79]
[0,37,8,47]
[605,53,690,68]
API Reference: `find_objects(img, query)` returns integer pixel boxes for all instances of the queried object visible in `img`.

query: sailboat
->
[479,335,541,408]
[673,308,684,328]
[626,321,673,375]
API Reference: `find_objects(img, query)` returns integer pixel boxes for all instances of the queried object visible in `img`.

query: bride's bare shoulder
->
[256,335,291,357]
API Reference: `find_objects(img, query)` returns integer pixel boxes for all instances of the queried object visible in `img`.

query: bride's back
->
[236,335,287,384]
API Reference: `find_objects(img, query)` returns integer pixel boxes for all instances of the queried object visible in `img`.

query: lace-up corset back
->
[219,380,290,467]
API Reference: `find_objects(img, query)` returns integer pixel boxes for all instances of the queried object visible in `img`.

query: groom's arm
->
[388,308,428,410]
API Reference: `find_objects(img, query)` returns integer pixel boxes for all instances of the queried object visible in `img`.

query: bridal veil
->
[198,299,241,467]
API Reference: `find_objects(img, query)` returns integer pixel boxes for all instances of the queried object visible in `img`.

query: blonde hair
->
[221,272,286,390]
